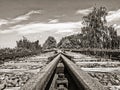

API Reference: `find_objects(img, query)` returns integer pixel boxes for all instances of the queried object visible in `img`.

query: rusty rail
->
[20,54,61,90]
[61,54,108,90]
[20,53,108,90]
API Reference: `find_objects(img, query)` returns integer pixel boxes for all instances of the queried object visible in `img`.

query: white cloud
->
[3,8,120,36]
[55,29,73,33]
[0,29,16,34]
[76,7,120,22]
[0,19,8,26]
[13,10,41,21]
[76,7,120,23]
[26,10,41,16]
[0,10,42,27]
[116,25,120,29]
[113,24,120,29]
[48,19,59,23]
[0,21,83,35]
[13,15,29,21]
[76,7,93,15]
[107,9,120,22]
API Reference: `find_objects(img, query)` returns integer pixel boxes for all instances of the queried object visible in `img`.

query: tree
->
[58,34,83,49]
[57,6,119,49]
[16,37,41,51]
[81,7,110,48]
[42,36,57,50]
[108,26,119,49]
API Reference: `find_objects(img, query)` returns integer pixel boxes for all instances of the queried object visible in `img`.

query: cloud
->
[76,7,120,23]
[0,30,15,34]
[0,19,8,26]
[116,25,120,29]
[107,9,120,22]
[76,7,120,22]
[0,10,41,27]
[0,21,83,35]
[48,19,59,23]
[55,29,73,33]
[13,10,41,21]
[13,15,29,21]
[112,24,120,29]
[26,10,41,16]
[3,7,120,36]
[76,7,93,15]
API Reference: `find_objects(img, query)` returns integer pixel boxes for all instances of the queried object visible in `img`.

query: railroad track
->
[20,52,108,90]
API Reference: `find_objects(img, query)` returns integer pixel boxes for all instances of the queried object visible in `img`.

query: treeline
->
[0,37,42,63]
[42,36,57,50]
[16,36,42,51]
[58,7,120,49]
[42,7,120,50]
[57,34,83,49]
[1,6,120,62]
[0,36,57,62]
[0,48,35,61]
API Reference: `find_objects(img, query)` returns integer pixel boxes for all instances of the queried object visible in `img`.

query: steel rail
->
[61,54,108,90]
[20,54,61,90]
[20,53,108,90]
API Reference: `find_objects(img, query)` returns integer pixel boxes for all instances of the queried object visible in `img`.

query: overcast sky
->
[0,0,120,48]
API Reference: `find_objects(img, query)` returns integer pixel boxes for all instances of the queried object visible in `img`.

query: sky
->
[0,0,120,48]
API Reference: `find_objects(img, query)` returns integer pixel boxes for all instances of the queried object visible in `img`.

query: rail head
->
[20,53,109,90]
[61,54,109,90]
[20,54,61,90]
